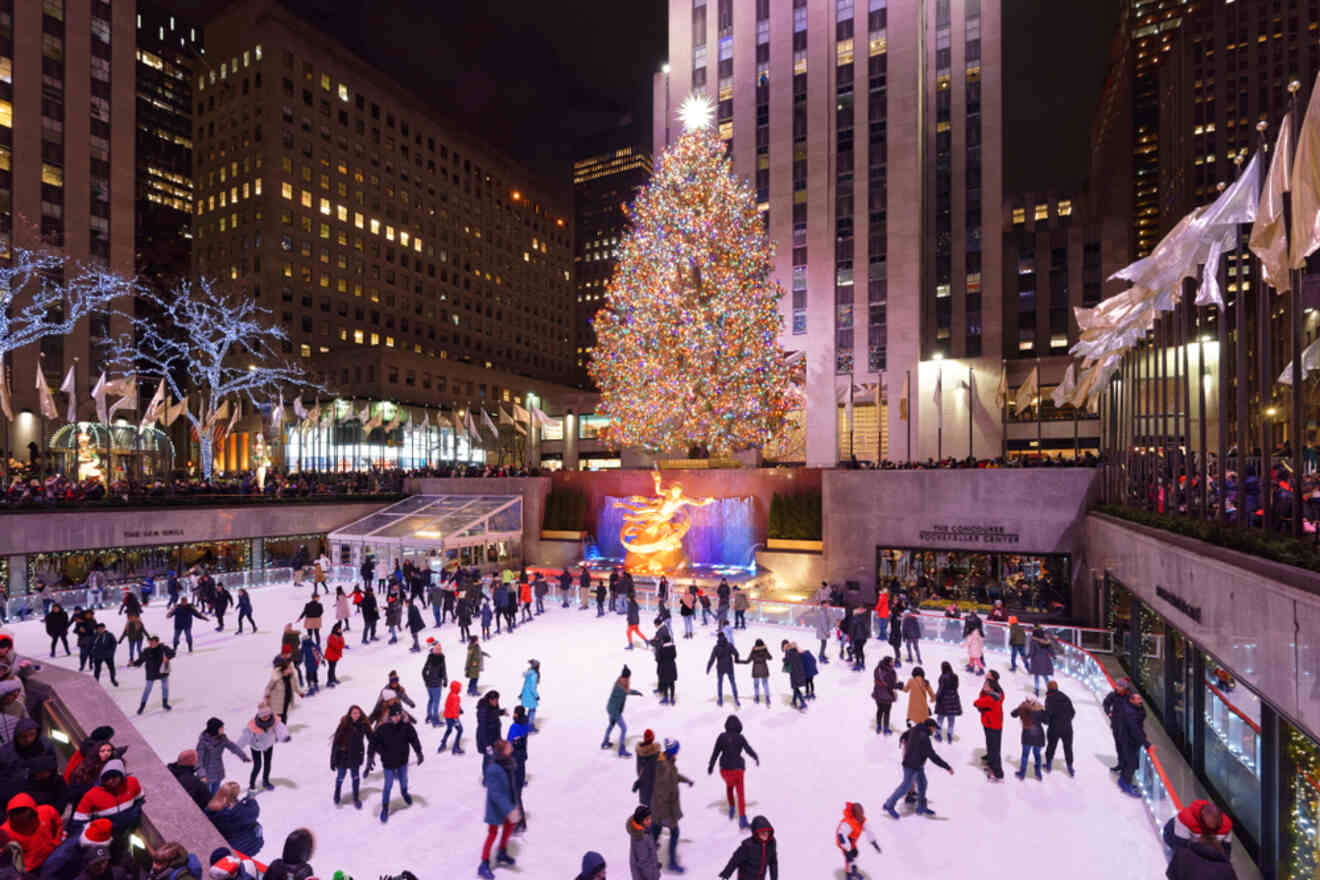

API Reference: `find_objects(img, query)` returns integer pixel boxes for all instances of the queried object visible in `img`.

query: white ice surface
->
[9,586,1169,879]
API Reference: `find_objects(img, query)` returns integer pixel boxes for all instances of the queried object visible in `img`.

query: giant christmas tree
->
[588,96,797,456]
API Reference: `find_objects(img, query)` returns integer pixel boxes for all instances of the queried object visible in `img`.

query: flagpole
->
[905,370,911,463]
[848,382,855,462]
[1219,167,1234,522]
[1000,358,1007,461]
[936,368,943,461]
[967,365,973,460]
[1287,78,1304,536]
[1035,360,1042,460]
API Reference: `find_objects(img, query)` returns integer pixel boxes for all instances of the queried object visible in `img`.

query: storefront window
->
[1203,658,1262,847]
[27,540,250,589]
[875,548,1071,617]
[1282,722,1320,880]
[264,534,328,568]
[1136,602,1166,720]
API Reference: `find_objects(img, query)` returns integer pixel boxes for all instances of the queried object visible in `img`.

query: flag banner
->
[293,397,308,420]
[1050,363,1077,409]
[498,407,515,426]
[1014,366,1039,415]
[1278,336,1320,385]
[464,410,479,440]
[512,403,530,423]
[995,362,1007,408]
[932,368,942,408]
[898,373,909,422]
[1194,238,1227,309]
[0,372,13,422]
[481,408,499,438]
[60,366,76,422]
[141,378,167,428]
[1251,115,1293,290]
[1293,72,1320,268]
[35,367,58,420]
[271,394,285,427]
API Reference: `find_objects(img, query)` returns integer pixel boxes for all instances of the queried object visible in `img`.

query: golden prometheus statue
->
[614,470,716,574]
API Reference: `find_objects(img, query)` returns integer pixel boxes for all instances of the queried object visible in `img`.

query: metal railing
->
[7,566,297,620]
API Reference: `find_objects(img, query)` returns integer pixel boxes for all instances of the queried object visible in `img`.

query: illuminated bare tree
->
[0,244,136,358]
[103,279,325,478]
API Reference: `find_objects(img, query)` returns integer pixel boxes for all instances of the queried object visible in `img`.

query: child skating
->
[835,801,881,879]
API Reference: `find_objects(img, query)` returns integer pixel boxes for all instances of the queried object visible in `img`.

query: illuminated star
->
[677,93,715,132]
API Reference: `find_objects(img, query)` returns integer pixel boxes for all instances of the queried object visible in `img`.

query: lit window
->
[370,332,380,346]
[1057,199,1072,216]
[320,197,331,215]
[255,178,262,195]
[320,73,331,91]
[1011,207,1025,224]
[40,164,63,187]
[370,218,381,234]
[300,344,311,358]
[354,212,364,229]
[386,225,395,241]
[353,329,364,344]
[337,204,347,221]
[301,189,312,208]
[414,239,422,253]
[338,84,349,102]
[385,336,395,348]
[282,182,293,199]
[400,231,410,247]
[1034,204,1048,220]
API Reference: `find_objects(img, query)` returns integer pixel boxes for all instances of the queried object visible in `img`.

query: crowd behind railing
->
[850,452,1100,470]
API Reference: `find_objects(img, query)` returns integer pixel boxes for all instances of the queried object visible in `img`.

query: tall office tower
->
[1,0,135,445]
[656,0,1003,465]
[572,125,652,388]
[134,3,199,288]
[194,0,576,420]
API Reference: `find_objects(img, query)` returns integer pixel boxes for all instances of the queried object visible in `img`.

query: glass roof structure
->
[329,494,523,550]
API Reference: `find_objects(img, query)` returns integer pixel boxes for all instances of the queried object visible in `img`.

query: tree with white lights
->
[103,279,324,478]
[0,244,136,359]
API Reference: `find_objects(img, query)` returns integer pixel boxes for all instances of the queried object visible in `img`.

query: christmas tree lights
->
[587,117,797,456]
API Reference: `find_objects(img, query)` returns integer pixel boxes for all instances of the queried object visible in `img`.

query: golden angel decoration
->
[613,470,715,574]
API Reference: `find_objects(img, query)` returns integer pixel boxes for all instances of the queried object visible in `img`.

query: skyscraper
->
[656,0,1003,465]
[573,124,651,388]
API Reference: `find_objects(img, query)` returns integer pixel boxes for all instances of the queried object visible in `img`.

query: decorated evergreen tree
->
[588,96,797,456]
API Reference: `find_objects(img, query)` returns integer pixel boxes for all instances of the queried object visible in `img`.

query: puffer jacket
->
[872,661,898,704]
[627,814,661,880]
[934,670,962,716]
[742,644,772,679]
[650,754,691,827]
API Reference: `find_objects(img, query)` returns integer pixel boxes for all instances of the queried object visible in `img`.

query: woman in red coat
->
[324,623,345,688]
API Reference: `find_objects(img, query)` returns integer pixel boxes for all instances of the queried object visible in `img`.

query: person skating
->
[359,589,380,643]
[428,580,445,628]
[717,815,777,880]
[974,676,1005,782]
[236,703,289,794]
[329,705,370,809]
[422,641,449,726]
[900,609,922,665]
[882,718,953,819]
[1043,680,1076,776]
[212,585,234,632]
[384,592,403,644]
[117,613,145,664]
[118,588,142,618]
[731,586,749,629]
[678,588,695,638]
[44,604,71,658]
[131,635,174,714]
[167,597,207,653]
[835,802,881,880]
[507,706,532,832]
[651,738,693,872]
[964,615,986,676]
[264,656,301,725]
[655,629,678,705]
[457,594,474,643]
[595,579,608,617]
[848,609,871,671]
[519,659,540,732]
[477,739,520,878]
[480,597,494,640]
[707,714,759,829]
[403,600,425,653]
[1027,625,1054,696]
[196,718,250,796]
[1010,696,1046,780]
[706,632,742,708]
[812,601,833,664]
[625,595,649,650]
[465,636,490,696]
[740,639,773,706]
[872,655,898,734]
[800,645,819,700]
[88,623,119,687]
[476,690,508,770]
[632,729,660,809]
[299,633,324,697]
[74,609,97,672]
[323,623,344,687]
[933,661,961,742]
[626,805,661,880]
[602,666,643,757]
[439,681,466,754]
[1115,691,1149,797]
[781,641,808,710]
[903,666,934,728]
[1007,616,1028,672]
[886,604,904,670]
[335,585,352,634]
[575,852,606,880]
[366,703,423,823]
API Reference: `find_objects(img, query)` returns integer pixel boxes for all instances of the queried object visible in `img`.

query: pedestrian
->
[422,640,448,726]
[867,655,897,735]
[602,666,643,757]
[235,703,289,793]
[900,610,922,664]
[933,661,961,742]
[740,639,773,706]
[477,739,520,878]
[706,632,742,708]
[359,589,379,643]
[329,704,370,809]
[812,601,833,664]
[519,659,540,732]
[264,656,301,724]
[406,600,426,652]
[130,635,174,715]
[732,586,750,629]
[465,635,489,696]
[1115,691,1149,797]
[117,613,145,665]
[974,676,1005,782]
[650,737,693,872]
[366,703,423,824]
[1007,616,1027,672]
[848,609,871,671]
[902,666,934,728]
[89,623,119,687]
[1010,696,1046,780]
[835,802,881,880]
[716,815,777,880]
[708,714,759,829]
[323,622,344,688]
[1043,680,1076,776]
[780,641,808,710]
[74,609,97,672]
[882,718,953,819]
[626,805,661,880]
[212,586,233,632]
[195,718,250,796]
[44,604,71,658]
[167,597,207,654]
[439,681,465,754]
[1163,799,1234,859]
[1028,625,1054,696]
[964,617,985,676]
[632,729,660,808]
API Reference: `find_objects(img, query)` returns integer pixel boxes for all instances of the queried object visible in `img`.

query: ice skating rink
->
[11,585,1170,878]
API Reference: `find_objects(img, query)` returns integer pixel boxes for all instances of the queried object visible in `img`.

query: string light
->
[588,122,796,456]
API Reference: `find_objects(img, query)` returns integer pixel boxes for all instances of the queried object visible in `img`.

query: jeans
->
[874,700,892,732]
[651,822,680,867]
[382,764,409,805]
[877,616,889,641]
[334,765,360,800]
[249,747,273,788]
[715,671,739,703]
[937,714,955,740]
[49,634,70,657]
[91,658,117,685]
[684,616,693,637]
[752,678,769,701]
[1009,644,1028,671]
[602,714,627,748]
[535,596,545,613]
[1045,725,1074,769]
[432,606,443,627]
[734,609,746,628]
[126,639,141,663]
[141,677,169,706]
[440,718,463,750]
[1033,673,1049,694]
[904,638,921,664]
[425,686,443,723]
[173,628,193,652]
[883,765,927,812]
[326,660,338,685]
[1018,743,1042,776]
[984,727,1004,778]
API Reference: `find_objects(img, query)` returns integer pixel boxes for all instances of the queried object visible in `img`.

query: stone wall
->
[1086,512,1320,740]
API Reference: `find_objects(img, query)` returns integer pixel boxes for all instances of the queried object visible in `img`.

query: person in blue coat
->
[478,740,520,879]
[800,647,819,699]
[480,598,494,640]
[519,660,541,732]
[507,706,532,831]
[204,781,264,857]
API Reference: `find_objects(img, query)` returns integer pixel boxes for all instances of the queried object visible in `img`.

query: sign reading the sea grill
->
[917,523,1021,545]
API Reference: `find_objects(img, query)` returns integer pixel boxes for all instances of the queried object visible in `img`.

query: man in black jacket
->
[212,587,234,632]
[366,703,423,823]
[1043,681,1075,776]
[1114,692,1149,797]
[131,634,175,713]
[882,719,953,818]
[718,814,777,880]
[167,749,210,809]
[706,633,742,707]
[167,597,208,653]
[475,691,507,768]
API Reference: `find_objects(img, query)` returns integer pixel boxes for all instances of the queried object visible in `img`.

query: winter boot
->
[353,780,362,809]
[163,702,173,711]
[600,741,613,750]
[452,744,465,755]
[728,803,735,820]
[137,703,145,715]
[884,805,900,820]
[617,746,632,758]
[1067,765,1075,777]
[477,861,495,879]
[401,788,413,806]
[379,805,389,824]
[738,814,749,830]
[495,850,516,866]
[334,782,342,805]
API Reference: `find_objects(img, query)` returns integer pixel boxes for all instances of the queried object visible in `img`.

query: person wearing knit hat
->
[196,718,250,796]
[574,851,606,880]
[71,759,144,830]
[633,729,661,810]
[236,704,289,794]
[422,641,448,727]
[626,804,660,880]
[601,667,643,758]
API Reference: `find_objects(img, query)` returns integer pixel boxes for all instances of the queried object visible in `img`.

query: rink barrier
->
[538,576,1185,836]
[5,567,297,619]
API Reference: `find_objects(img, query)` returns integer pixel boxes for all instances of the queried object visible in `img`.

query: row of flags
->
[278,398,555,443]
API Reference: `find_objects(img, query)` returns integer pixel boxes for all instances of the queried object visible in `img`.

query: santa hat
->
[80,818,113,847]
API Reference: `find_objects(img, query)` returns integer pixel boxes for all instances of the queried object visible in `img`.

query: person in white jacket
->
[235,703,290,794]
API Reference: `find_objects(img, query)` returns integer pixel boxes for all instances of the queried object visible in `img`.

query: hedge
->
[542,488,588,532]
[768,491,822,540]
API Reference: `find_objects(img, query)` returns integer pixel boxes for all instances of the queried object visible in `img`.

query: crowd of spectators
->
[866,452,1100,470]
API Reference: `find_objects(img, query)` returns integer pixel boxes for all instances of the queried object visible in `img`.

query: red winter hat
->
[80,818,112,847]
[643,729,655,744]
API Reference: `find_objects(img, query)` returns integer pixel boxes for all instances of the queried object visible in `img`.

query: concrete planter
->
[766,538,824,552]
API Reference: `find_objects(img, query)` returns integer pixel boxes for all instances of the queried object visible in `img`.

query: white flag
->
[140,377,167,428]
[35,367,57,420]
[512,403,530,424]
[293,397,308,420]
[60,366,76,422]
[995,362,1007,409]
[0,372,12,422]
[164,398,188,427]
[1279,337,1320,385]
[91,371,109,425]
[481,409,499,438]
[464,409,478,441]
[498,407,516,426]
[1194,237,1227,309]
[107,383,137,420]
[271,394,285,427]
[1050,363,1077,409]
[1014,366,1039,415]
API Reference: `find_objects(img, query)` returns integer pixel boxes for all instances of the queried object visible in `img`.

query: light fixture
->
[661,63,671,75]
[677,93,715,131]
[1266,406,1278,417]
[932,353,944,361]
